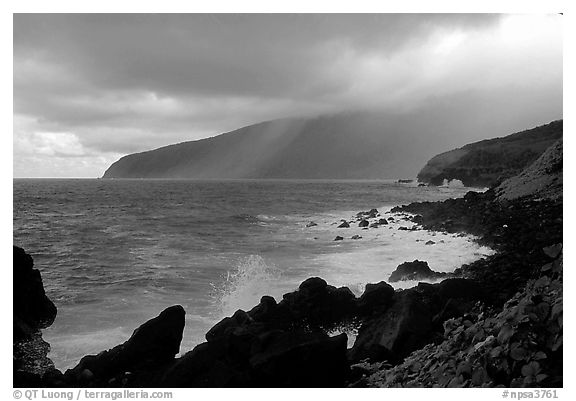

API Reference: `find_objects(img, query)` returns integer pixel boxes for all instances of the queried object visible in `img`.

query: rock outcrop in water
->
[388,260,448,283]
[417,120,562,187]
[13,246,59,386]
[13,246,57,341]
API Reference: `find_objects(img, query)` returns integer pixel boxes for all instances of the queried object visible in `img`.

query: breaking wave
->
[214,255,283,317]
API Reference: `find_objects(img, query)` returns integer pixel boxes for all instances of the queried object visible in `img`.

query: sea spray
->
[326,320,362,348]
[214,255,283,317]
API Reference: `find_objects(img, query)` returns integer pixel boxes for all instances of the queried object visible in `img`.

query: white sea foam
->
[326,322,361,348]
[44,327,130,370]
[442,178,465,187]
[215,255,286,317]
[303,207,494,294]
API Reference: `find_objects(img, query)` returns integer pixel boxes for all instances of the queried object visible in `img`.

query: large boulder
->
[350,278,486,363]
[357,281,395,315]
[162,330,349,387]
[167,277,357,387]
[248,331,349,387]
[350,289,433,363]
[388,260,447,283]
[208,277,359,343]
[13,246,60,386]
[65,305,185,385]
[13,246,57,341]
[280,277,357,327]
[206,309,254,342]
[159,337,250,387]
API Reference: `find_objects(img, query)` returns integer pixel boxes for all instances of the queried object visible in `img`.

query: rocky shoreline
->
[14,181,562,387]
[14,137,563,388]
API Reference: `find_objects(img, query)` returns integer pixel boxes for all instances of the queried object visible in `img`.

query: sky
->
[13,13,563,178]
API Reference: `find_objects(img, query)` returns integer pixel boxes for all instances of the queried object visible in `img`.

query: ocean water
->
[13,179,493,370]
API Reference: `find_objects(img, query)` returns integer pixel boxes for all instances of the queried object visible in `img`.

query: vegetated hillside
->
[417,120,562,187]
[496,139,562,202]
[102,112,443,179]
[102,93,562,180]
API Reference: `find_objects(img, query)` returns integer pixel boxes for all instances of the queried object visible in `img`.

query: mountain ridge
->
[102,100,562,180]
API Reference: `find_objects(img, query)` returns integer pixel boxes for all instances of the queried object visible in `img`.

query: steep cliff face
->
[102,94,562,181]
[102,112,432,180]
[495,139,562,201]
[417,120,562,187]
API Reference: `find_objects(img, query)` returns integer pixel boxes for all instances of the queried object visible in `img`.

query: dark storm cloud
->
[13,13,562,177]
[13,14,500,144]
[14,14,499,98]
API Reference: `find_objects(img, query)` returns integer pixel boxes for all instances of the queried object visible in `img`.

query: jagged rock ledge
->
[14,246,492,387]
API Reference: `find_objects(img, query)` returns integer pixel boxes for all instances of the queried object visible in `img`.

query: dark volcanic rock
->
[334,236,344,241]
[13,246,59,386]
[246,296,279,323]
[411,215,424,224]
[205,309,254,342]
[389,260,447,282]
[357,281,395,314]
[306,221,318,227]
[350,289,433,363]
[13,246,57,340]
[359,219,369,227]
[162,330,349,387]
[337,221,350,228]
[163,276,356,387]
[357,209,379,219]
[350,278,485,363]
[208,277,359,337]
[123,305,185,362]
[280,277,357,327]
[434,278,485,301]
[378,218,388,225]
[248,332,349,387]
[393,186,562,304]
[65,305,185,385]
